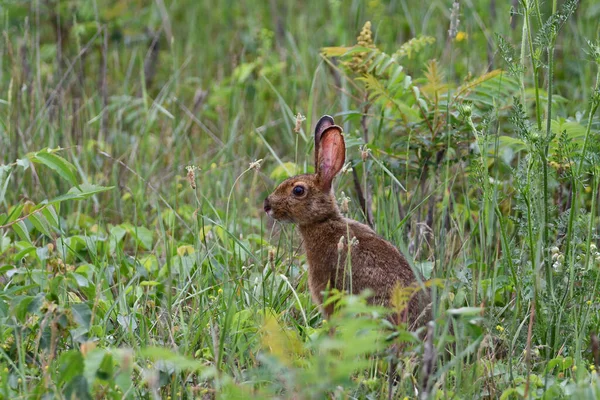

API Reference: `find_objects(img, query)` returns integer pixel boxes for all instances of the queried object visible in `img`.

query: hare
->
[264,115,429,326]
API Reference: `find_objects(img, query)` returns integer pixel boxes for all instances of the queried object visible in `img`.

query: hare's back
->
[344,219,416,288]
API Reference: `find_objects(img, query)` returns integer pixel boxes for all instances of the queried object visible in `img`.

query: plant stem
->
[522,0,542,130]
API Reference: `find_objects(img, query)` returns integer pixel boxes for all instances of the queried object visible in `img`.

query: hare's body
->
[265,116,429,326]
[300,215,418,313]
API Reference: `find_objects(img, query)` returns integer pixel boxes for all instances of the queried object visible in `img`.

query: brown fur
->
[264,116,429,326]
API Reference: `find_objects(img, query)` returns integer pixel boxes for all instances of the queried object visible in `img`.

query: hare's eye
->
[292,186,305,196]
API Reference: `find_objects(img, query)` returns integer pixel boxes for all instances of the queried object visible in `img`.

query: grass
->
[1,0,600,398]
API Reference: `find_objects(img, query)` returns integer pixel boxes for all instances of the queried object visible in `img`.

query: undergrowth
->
[1,0,600,398]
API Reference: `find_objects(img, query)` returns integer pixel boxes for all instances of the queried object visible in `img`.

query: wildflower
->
[294,113,306,133]
[551,246,560,255]
[211,163,217,169]
[590,364,597,372]
[346,21,376,75]
[496,325,504,333]
[217,288,223,295]
[455,31,468,42]
[587,300,593,305]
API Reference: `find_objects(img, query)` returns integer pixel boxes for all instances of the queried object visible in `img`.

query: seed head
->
[249,159,263,170]
[337,236,346,252]
[294,113,306,133]
[340,193,350,214]
[186,165,198,189]
[268,247,276,265]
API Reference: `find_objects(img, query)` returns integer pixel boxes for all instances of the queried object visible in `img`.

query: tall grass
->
[1,0,600,398]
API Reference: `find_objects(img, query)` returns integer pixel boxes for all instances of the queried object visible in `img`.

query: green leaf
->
[10,295,38,322]
[5,204,24,224]
[447,307,483,317]
[83,349,111,384]
[0,165,12,204]
[29,211,52,237]
[139,346,206,372]
[57,350,85,386]
[31,151,79,187]
[44,184,114,205]
[16,158,31,170]
[72,302,92,330]
[128,225,153,250]
[13,245,36,262]
[42,205,60,230]
[63,375,92,400]
[13,220,31,244]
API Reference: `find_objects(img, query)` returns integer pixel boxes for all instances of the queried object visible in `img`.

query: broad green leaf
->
[57,350,85,386]
[42,205,60,230]
[44,184,114,205]
[83,349,111,384]
[13,220,31,244]
[0,166,11,203]
[16,158,31,170]
[63,375,92,400]
[5,204,24,224]
[29,211,52,237]
[10,294,39,322]
[128,225,153,250]
[31,151,79,186]
[447,307,483,317]
[13,245,36,262]
[139,346,206,372]
[320,46,353,57]
[72,302,92,330]
[269,162,301,180]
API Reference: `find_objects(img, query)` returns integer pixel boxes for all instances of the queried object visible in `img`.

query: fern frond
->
[394,35,436,60]
[455,69,503,99]
[421,59,448,99]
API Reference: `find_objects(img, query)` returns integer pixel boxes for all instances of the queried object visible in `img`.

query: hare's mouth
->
[268,210,294,223]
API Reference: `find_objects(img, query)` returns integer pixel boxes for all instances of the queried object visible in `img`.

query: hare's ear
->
[316,125,345,192]
[314,115,335,170]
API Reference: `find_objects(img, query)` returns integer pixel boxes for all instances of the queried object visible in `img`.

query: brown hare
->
[264,115,429,327]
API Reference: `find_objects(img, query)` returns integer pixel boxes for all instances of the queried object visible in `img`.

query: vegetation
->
[1,0,600,398]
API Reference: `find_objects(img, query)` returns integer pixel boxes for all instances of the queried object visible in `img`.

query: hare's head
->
[264,116,346,225]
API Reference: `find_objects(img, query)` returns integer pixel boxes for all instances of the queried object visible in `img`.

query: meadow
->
[1,0,600,398]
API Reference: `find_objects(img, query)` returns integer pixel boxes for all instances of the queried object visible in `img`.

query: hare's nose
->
[263,198,272,213]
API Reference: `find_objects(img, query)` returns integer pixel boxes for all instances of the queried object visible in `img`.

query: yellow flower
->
[346,21,376,75]
[496,325,505,332]
[455,31,468,42]
[587,300,593,305]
